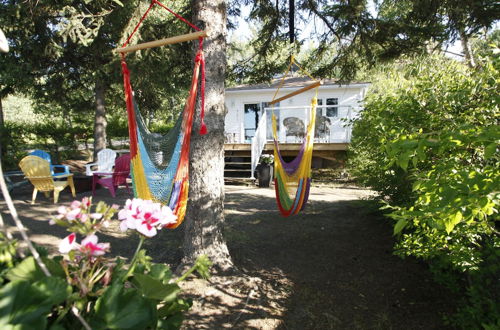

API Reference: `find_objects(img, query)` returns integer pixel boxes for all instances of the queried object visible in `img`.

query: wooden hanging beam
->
[115,30,207,54]
[269,81,322,105]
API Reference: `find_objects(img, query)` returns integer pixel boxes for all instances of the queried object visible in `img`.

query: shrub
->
[1,121,92,170]
[349,53,499,328]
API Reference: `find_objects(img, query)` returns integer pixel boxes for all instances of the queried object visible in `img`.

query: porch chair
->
[314,115,331,142]
[283,117,305,142]
[92,154,131,197]
[29,149,70,176]
[19,155,76,204]
[85,149,117,176]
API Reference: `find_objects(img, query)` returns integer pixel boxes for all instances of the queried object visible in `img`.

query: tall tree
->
[227,0,499,82]
[182,0,233,271]
[0,1,195,160]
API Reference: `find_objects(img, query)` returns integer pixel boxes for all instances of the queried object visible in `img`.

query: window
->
[316,99,323,117]
[244,103,261,141]
[263,102,279,140]
[326,98,338,117]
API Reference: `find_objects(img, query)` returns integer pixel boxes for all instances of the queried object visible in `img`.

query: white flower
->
[90,213,103,220]
[59,233,78,253]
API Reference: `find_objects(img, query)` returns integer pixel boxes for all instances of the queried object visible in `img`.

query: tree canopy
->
[227,0,499,83]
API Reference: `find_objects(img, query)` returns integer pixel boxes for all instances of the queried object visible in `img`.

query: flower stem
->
[124,235,145,280]
[175,264,197,283]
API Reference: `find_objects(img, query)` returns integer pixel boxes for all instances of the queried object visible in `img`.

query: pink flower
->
[81,197,91,209]
[65,208,81,221]
[118,198,177,237]
[70,200,82,209]
[79,235,110,256]
[59,233,78,253]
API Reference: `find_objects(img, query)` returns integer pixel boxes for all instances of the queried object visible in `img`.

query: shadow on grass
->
[1,185,457,330]
[215,191,456,330]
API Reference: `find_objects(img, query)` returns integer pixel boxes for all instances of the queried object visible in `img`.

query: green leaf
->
[157,313,184,330]
[444,211,463,234]
[42,257,65,279]
[398,151,412,171]
[92,284,156,329]
[5,257,45,282]
[49,324,66,330]
[0,277,71,328]
[33,276,72,305]
[157,298,192,318]
[393,218,408,235]
[484,142,497,159]
[149,264,173,283]
[133,273,180,302]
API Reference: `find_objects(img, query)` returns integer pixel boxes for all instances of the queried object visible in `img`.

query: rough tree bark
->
[459,27,476,68]
[93,79,107,160]
[0,97,4,157]
[181,0,233,272]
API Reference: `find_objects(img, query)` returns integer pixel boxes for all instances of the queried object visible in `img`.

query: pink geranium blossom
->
[80,235,110,256]
[58,233,109,256]
[59,233,78,253]
[118,198,177,237]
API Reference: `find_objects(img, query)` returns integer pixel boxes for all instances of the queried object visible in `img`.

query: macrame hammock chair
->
[269,56,321,217]
[117,0,207,228]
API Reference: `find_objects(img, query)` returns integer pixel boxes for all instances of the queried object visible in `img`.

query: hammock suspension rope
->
[118,0,206,228]
[270,55,320,217]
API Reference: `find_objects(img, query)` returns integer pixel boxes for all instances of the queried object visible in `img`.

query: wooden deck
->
[224,143,348,181]
[224,143,349,151]
[224,142,348,159]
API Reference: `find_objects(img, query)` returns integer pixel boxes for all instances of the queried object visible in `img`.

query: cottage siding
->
[224,84,367,143]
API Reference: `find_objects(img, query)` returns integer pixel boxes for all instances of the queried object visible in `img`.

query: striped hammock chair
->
[118,0,207,228]
[270,56,320,216]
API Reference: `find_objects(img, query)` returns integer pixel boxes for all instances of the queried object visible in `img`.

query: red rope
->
[196,51,207,135]
[154,0,200,31]
[120,0,207,135]
[121,0,155,48]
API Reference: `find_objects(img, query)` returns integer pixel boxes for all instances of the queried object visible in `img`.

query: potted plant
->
[256,154,274,188]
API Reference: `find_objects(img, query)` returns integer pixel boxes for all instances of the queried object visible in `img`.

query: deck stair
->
[224,150,255,184]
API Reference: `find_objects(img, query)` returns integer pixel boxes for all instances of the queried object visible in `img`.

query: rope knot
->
[195,51,204,63]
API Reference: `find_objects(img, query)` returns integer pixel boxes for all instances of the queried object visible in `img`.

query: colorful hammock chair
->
[117,0,207,228]
[270,56,321,217]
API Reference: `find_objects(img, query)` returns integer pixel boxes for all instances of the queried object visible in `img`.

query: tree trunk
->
[289,0,295,43]
[93,79,107,160]
[459,27,475,68]
[0,96,4,158]
[181,0,233,272]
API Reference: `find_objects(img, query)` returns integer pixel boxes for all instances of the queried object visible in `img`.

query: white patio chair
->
[85,149,117,176]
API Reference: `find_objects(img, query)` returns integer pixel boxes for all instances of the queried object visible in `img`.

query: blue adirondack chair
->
[29,150,70,177]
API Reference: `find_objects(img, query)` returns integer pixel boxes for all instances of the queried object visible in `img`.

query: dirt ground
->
[0,180,457,330]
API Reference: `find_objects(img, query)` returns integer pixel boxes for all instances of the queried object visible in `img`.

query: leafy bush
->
[349,53,499,328]
[1,121,92,170]
[107,115,129,139]
[0,197,211,329]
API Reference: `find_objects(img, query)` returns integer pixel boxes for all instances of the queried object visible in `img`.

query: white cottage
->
[223,76,370,180]
[225,76,369,144]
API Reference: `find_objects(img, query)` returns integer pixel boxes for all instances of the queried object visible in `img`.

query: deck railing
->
[250,114,267,179]
[249,104,358,178]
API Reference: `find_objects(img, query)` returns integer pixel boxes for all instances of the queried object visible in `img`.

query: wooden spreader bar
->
[115,30,207,54]
[269,81,322,105]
